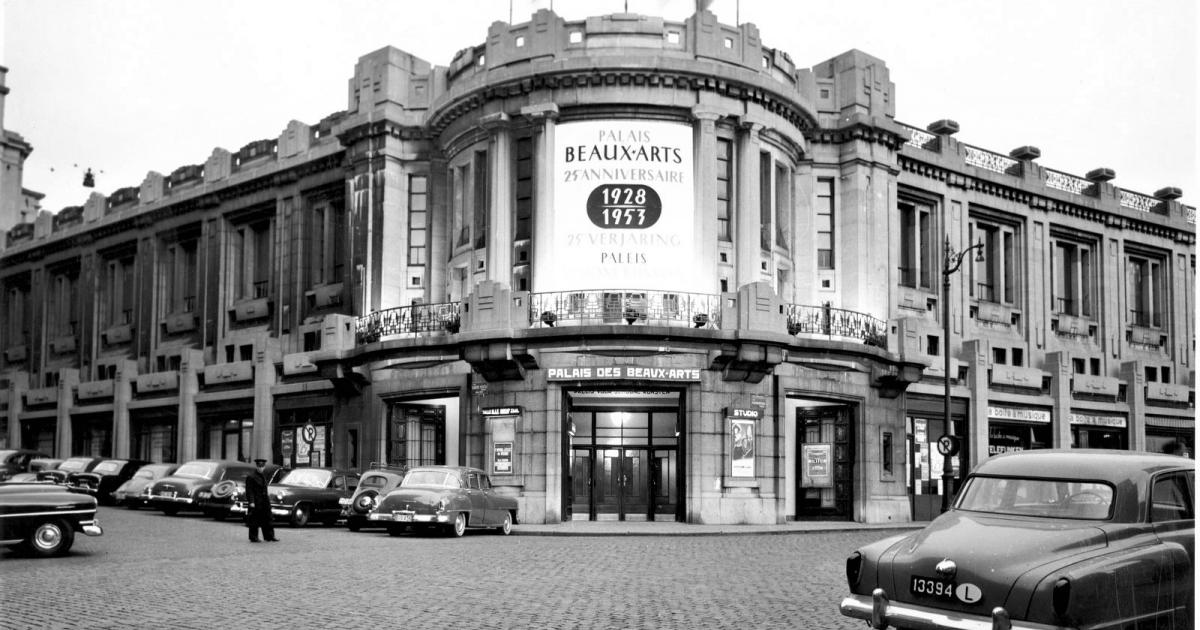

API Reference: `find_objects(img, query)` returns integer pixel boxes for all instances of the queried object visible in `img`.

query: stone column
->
[54,369,80,457]
[735,121,762,288]
[112,359,137,459]
[962,339,990,468]
[482,112,513,284]
[692,106,721,290]
[522,103,558,294]
[177,349,204,461]
[253,343,277,462]
[1120,360,1146,452]
[1045,351,1073,448]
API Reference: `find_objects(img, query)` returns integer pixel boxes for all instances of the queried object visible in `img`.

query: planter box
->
[991,365,1044,388]
[102,323,134,345]
[204,361,253,385]
[1071,374,1120,397]
[1146,382,1190,405]
[77,379,115,401]
[136,371,179,394]
[163,312,198,334]
[26,387,58,406]
[231,297,271,322]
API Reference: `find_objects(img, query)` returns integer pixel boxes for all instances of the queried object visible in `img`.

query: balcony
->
[529,290,721,329]
[356,301,462,344]
[785,303,887,349]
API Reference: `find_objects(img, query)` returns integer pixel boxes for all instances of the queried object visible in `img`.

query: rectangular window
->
[775,163,791,251]
[515,135,533,241]
[759,152,772,251]
[972,219,1019,305]
[1051,238,1094,317]
[716,138,732,242]
[1126,253,1165,328]
[49,271,78,337]
[899,199,932,288]
[165,241,197,314]
[4,284,28,350]
[817,178,835,269]
[312,205,326,285]
[472,150,489,249]
[232,222,271,300]
[408,175,428,266]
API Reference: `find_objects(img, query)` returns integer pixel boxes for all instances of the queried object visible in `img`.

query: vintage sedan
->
[197,464,288,521]
[368,466,517,537]
[112,463,180,508]
[36,456,104,485]
[67,458,149,505]
[7,458,64,482]
[841,449,1194,630]
[341,465,407,532]
[0,449,50,481]
[147,459,258,516]
[0,481,103,557]
[232,467,358,527]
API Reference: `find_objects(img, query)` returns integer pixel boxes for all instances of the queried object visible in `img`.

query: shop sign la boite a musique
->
[542,120,699,293]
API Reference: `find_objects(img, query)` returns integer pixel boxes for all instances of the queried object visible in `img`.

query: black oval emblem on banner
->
[586,184,662,229]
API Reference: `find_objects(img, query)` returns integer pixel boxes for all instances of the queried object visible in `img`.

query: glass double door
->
[567,405,680,521]
[580,447,650,520]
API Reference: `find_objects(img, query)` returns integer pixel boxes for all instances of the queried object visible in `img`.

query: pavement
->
[512,518,929,536]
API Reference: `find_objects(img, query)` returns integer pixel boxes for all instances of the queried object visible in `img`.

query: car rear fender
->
[1015,536,1193,628]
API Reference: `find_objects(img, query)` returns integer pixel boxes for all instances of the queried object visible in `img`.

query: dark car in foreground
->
[341,465,407,531]
[232,467,358,527]
[0,449,50,481]
[368,466,517,537]
[112,463,180,508]
[7,458,64,482]
[0,482,103,556]
[147,459,258,516]
[37,456,105,485]
[198,464,288,521]
[67,459,150,505]
[841,449,1194,630]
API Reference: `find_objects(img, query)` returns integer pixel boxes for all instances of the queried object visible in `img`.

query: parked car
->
[66,459,150,505]
[111,463,180,508]
[0,481,103,557]
[840,449,1194,630]
[197,464,288,521]
[7,458,65,482]
[232,467,359,527]
[341,465,407,532]
[0,449,50,481]
[367,466,517,537]
[147,459,258,516]
[37,456,105,485]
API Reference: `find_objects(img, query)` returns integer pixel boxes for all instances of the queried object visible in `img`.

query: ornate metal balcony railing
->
[963,145,1021,176]
[786,303,888,349]
[529,290,722,329]
[897,122,940,152]
[356,301,462,344]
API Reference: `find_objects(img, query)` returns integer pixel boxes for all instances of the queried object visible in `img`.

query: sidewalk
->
[512,519,929,536]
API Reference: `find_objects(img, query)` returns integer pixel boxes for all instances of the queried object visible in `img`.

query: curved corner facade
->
[0,9,1194,525]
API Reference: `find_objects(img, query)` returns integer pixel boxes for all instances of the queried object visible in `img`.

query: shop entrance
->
[566,390,682,522]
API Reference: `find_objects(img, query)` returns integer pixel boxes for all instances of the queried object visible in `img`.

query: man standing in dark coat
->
[245,458,278,543]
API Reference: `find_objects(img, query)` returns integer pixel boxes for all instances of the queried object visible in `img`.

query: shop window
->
[899,199,933,289]
[1126,252,1165,328]
[881,431,893,474]
[971,218,1019,305]
[388,404,445,467]
[1051,237,1095,317]
[816,177,834,268]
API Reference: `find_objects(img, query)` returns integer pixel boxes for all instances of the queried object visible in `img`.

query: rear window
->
[94,461,123,474]
[402,470,458,488]
[58,458,94,472]
[957,476,1114,520]
[360,474,390,489]
[175,463,219,479]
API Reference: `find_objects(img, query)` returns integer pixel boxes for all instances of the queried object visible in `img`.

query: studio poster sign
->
[544,119,696,293]
[493,441,513,475]
[730,418,756,478]
[801,443,833,488]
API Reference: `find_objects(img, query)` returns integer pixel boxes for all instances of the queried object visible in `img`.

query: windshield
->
[957,476,1115,520]
[279,469,332,488]
[93,461,124,474]
[175,462,219,479]
[58,458,94,472]
[401,470,459,488]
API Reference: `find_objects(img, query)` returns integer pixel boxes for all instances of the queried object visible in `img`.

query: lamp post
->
[941,234,984,512]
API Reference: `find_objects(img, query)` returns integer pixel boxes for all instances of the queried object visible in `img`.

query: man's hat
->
[254,458,268,466]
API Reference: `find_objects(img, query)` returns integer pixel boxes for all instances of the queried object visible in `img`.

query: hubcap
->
[34,524,63,550]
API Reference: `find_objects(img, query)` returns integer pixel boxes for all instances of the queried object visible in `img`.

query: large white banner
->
[542,119,696,292]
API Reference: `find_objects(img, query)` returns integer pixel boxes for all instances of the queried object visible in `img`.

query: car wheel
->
[448,512,467,537]
[24,519,75,557]
[291,504,310,527]
[347,519,361,532]
[496,511,512,535]
[353,491,378,514]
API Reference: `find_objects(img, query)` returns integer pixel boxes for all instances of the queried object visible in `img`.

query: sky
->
[1,0,1196,214]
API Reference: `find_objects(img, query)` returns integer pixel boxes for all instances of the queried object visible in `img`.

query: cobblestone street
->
[0,506,902,629]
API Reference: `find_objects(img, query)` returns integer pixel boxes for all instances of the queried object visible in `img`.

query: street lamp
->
[941,234,984,512]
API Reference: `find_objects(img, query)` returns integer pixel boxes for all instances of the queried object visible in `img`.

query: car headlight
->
[436,499,448,512]
[274,491,284,502]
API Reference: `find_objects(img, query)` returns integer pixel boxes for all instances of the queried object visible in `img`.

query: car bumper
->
[840,589,1066,630]
[367,510,449,524]
[80,519,103,537]
[149,496,195,505]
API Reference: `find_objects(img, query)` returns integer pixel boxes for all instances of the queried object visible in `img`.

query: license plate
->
[338,498,351,506]
[198,491,210,499]
[392,511,413,522]
[910,576,956,600]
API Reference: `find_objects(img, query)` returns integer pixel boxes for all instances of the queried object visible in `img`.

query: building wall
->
[0,8,1193,524]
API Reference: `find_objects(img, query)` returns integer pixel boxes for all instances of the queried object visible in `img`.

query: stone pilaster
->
[177,349,204,461]
[6,373,28,449]
[735,121,762,288]
[112,359,137,459]
[962,339,990,469]
[692,106,721,292]
[1120,360,1147,452]
[54,369,80,457]
[522,103,558,294]
[1045,351,1074,448]
[253,343,277,462]
[482,112,513,283]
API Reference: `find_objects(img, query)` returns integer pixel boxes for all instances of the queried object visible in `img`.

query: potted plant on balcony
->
[540,311,557,327]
